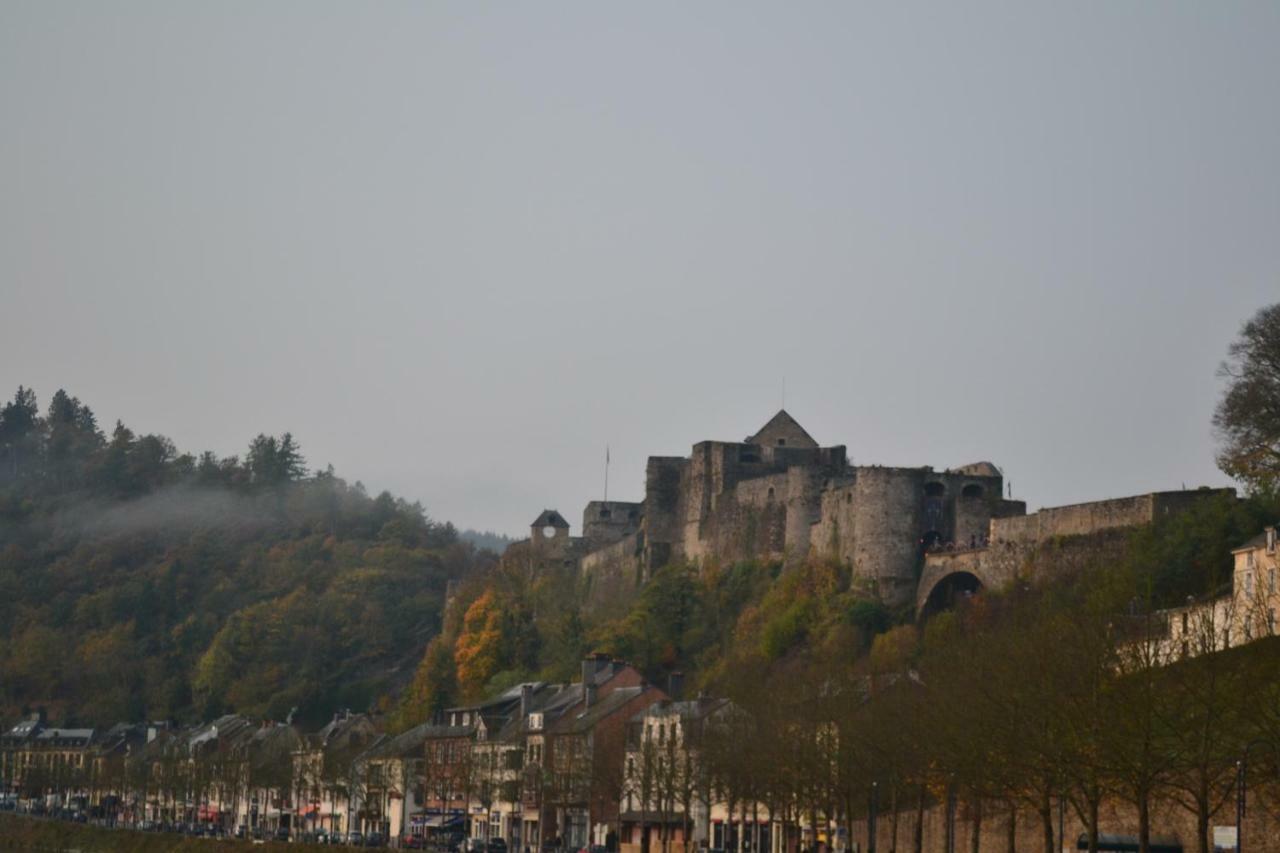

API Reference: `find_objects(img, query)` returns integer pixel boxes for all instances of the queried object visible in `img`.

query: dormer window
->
[1268,527,1277,553]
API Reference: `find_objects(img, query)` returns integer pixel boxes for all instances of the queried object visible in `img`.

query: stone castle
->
[504,411,1231,612]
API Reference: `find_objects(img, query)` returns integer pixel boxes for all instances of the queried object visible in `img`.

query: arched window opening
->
[924,482,946,497]
[962,483,984,498]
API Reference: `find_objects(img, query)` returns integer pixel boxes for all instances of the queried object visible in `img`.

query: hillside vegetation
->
[394,485,1280,730]
[0,386,493,727]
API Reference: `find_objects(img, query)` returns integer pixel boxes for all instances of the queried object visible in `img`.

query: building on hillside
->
[1156,525,1280,660]
[505,411,1023,609]
[506,411,1232,615]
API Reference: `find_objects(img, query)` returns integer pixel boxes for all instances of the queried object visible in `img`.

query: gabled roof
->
[532,509,570,529]
[746,410,818,449]
[1233,527,1278,553]
[559,686,649,734]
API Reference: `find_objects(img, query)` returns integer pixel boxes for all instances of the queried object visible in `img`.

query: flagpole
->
[604,445,609,504]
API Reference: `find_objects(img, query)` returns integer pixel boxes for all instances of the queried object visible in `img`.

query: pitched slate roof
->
[558,686,649,734]
[1232,527,1278,553]
[746,409,818,449]
[532,509,570,529]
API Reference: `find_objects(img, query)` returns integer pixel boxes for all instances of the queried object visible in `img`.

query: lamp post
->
[1236,739,1276,853]
[867,781,878,853]
[1236,759,1245,853]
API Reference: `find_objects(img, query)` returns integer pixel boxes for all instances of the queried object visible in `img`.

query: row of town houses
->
[2,655,768,852]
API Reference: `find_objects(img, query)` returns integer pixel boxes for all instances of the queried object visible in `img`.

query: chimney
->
[667,671,685,700]
[520,684,533,719]
[585,683,598,710]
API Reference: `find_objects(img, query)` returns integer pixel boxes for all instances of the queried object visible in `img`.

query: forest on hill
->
[0,386,496,728]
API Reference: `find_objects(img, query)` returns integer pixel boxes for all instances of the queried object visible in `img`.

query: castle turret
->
[530,509,570,557]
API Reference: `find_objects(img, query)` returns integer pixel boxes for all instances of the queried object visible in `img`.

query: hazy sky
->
[2,3,1277,536]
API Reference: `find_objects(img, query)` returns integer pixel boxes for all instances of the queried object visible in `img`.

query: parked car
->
[346,830,366,846]
[274,826,291,841]
[487,838,508,853]
[402,835,426,849]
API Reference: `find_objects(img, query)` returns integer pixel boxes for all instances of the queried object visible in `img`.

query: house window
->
[1270,568,1276,594]
[1246,573,1255,596]
[600,509,611,519]
[1181,612,1189,633]
[767,487,775,502]
[1270,609,1276,634]
[924,482,946,497]
[777,439,786,446]
[961,484,984,499]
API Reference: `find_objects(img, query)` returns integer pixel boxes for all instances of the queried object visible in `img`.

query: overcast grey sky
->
[2,3,1277,536]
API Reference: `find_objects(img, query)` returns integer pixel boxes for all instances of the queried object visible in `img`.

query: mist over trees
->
[0,385,495,727]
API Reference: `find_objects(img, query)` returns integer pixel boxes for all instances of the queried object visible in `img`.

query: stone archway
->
[917,570,983,620]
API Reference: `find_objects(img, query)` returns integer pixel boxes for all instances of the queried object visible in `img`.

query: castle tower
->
[530,509,570,557]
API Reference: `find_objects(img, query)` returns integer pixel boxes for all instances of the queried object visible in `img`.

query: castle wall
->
[850,467,928,602]
[985,492,1226,545]
[580,532,646,611]
[990,493,1155,544]
[784,466,826,563]
[811,478,859,564]
[582,501,643,546]
[675,443,848,566]
[918,545,1024,612]
[643,456,686,554]
[848,791,1280,853]
[806,468,1008,607]
[953,486,1006,549]
[918,491,1233,613]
